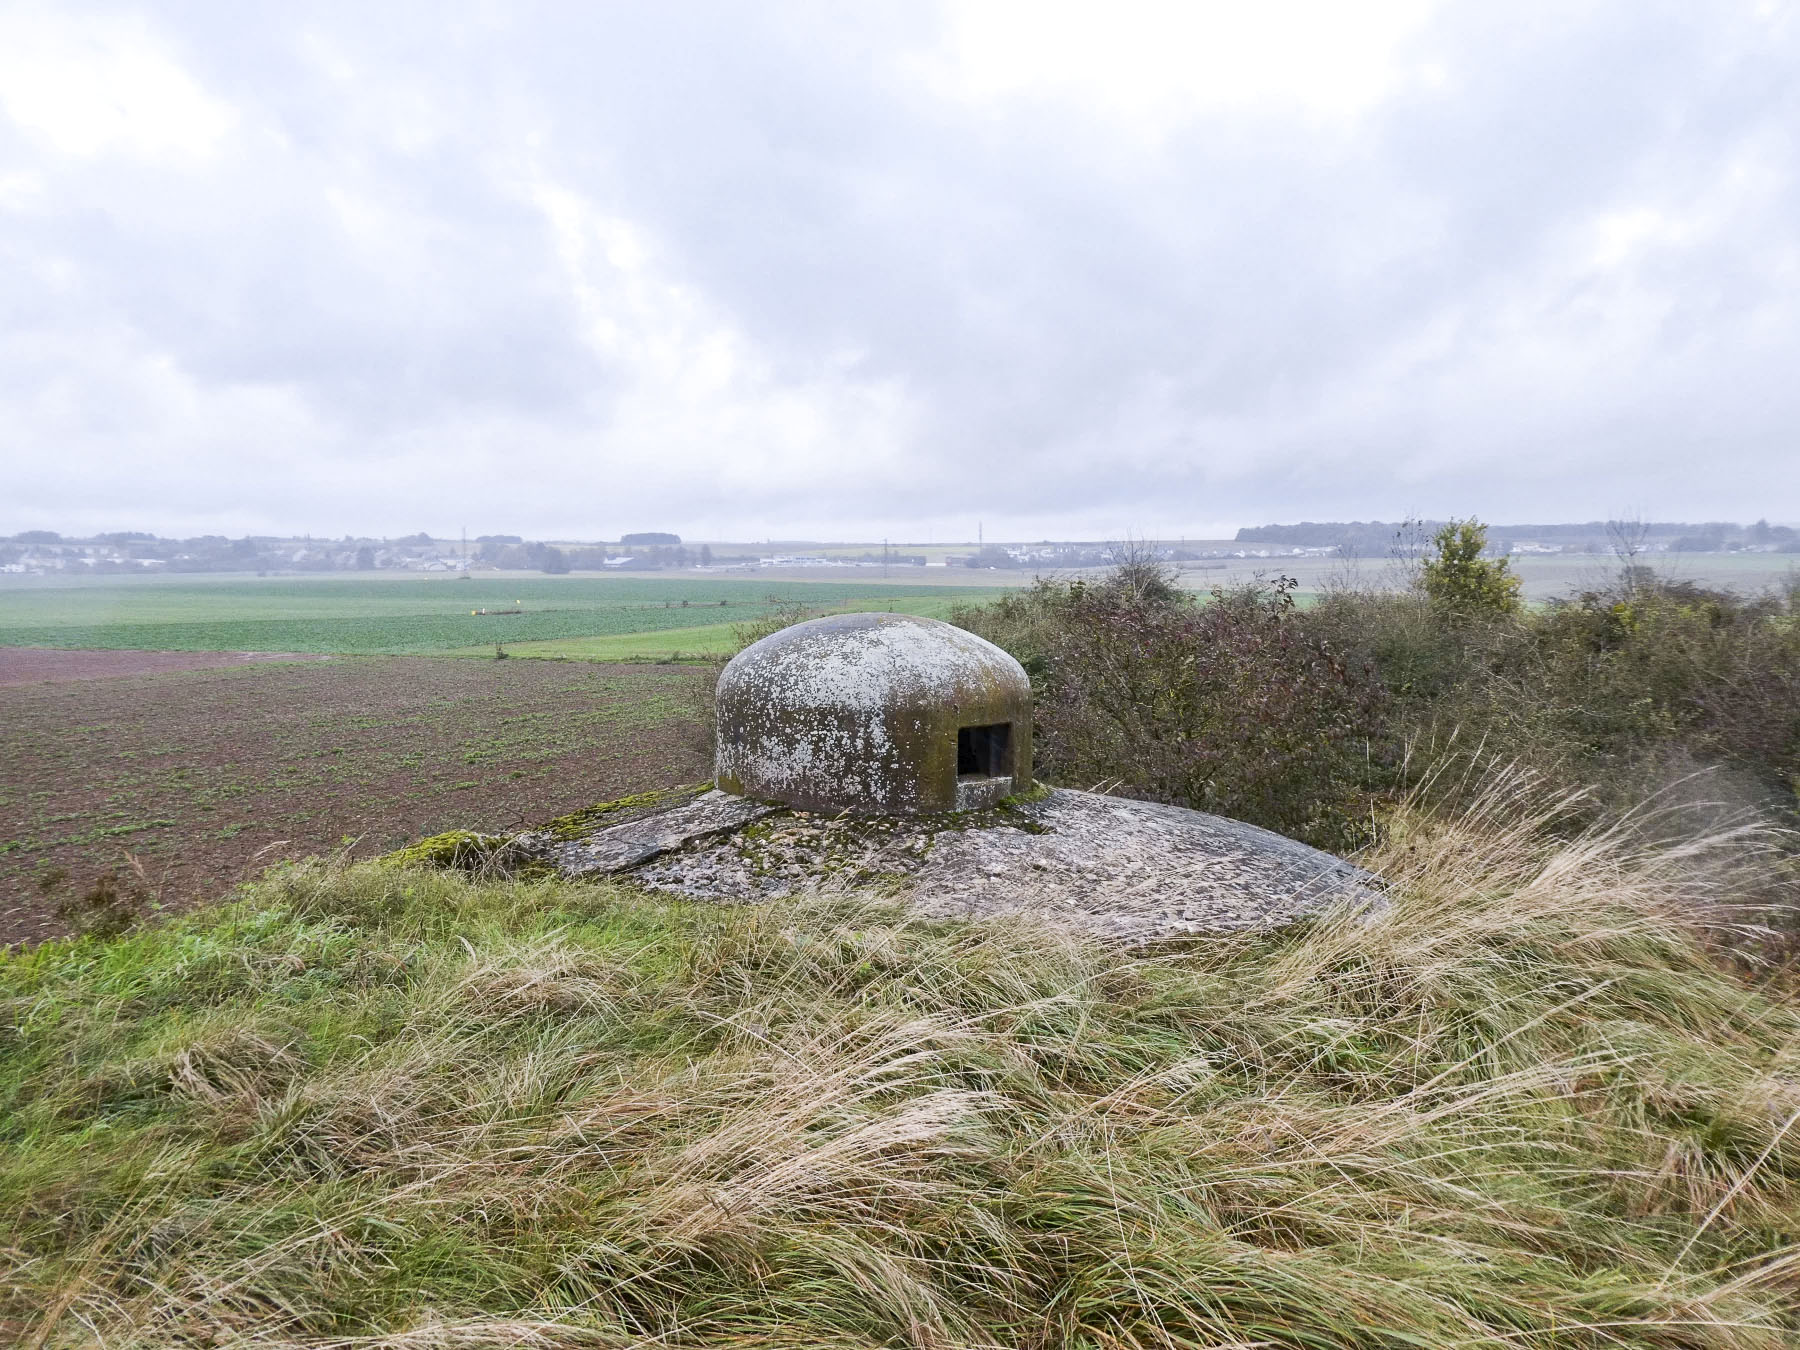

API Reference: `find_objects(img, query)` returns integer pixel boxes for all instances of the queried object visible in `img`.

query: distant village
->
[3,519,1795,577]
[0,530,711,576]
[0,532,1357,577]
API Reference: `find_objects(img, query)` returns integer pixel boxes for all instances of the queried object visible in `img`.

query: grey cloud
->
[2,1,1796,538]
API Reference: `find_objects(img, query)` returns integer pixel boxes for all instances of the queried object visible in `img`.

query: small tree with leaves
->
[1420,519,1522,621]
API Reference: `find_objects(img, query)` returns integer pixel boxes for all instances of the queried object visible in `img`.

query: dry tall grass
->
[2,774,1797,1347]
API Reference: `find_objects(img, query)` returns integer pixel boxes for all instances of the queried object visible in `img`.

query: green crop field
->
[0,574,1016,656]
[453,589,1009,661]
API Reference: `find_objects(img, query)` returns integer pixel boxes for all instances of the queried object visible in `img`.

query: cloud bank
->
[2,1,1796,540]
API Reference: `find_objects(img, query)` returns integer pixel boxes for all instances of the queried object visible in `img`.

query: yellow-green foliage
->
[1421,517,1524,620]
[385,787,721,870]
[380,828,508,870]
[3,770,1798,1347]
[382,787,718,880]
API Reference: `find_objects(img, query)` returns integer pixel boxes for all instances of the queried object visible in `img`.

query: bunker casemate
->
[424,613,1381,940]
[715,612,1033,815]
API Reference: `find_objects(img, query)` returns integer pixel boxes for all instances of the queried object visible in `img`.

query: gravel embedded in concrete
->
[543,787,1382,941]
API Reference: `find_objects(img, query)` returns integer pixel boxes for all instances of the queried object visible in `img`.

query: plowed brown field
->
[0,647,333,686]
[0,656,709,945]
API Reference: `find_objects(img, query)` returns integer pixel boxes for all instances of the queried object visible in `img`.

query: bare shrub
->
[961,572,1389,851]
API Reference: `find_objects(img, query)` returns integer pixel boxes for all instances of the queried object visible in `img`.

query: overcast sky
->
[2,1,1796,542]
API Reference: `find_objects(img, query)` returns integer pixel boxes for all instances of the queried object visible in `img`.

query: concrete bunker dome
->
[715,612,1033,815]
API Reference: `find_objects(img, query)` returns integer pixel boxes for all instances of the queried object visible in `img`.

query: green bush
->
[1419,518,1523,621]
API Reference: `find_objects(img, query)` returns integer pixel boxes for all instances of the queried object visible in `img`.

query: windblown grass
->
[3,778,1798,1347]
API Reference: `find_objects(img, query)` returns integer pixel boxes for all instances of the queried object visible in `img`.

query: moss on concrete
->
[543,783,712,841]
[382,830,512,872]
[386,777,1048,886]
[720,781,1056,887]
[730,810,919,888]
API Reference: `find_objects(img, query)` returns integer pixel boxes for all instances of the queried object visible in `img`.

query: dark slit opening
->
[957,723,1012,778]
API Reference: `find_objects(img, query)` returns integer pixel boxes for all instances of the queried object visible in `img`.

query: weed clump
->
[382,829,528,875]
[39,865,154,940]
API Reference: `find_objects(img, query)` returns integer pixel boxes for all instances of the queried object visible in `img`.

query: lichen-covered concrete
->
[714,612,1033,815]
[541,790,778,876]
[543,786,1383,941]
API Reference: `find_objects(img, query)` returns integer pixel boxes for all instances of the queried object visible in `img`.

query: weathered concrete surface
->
[547,786,1382,941]
[715,612,1032,816]
[535,791,779,877]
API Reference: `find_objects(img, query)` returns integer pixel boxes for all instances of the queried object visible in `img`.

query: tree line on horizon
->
[1237,518,1800,555]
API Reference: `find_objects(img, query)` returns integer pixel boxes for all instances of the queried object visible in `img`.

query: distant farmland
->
[0,573,1024,939]
[0,656,715,945]
[0,575,1015,657]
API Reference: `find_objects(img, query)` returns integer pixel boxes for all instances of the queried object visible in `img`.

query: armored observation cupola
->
[714,612,1033,815]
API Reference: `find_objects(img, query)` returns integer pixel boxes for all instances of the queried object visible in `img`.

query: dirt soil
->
[0,647,333,687]
[0,656,711,946]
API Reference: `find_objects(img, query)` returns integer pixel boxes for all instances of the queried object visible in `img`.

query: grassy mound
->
[3,783,1798,1347]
